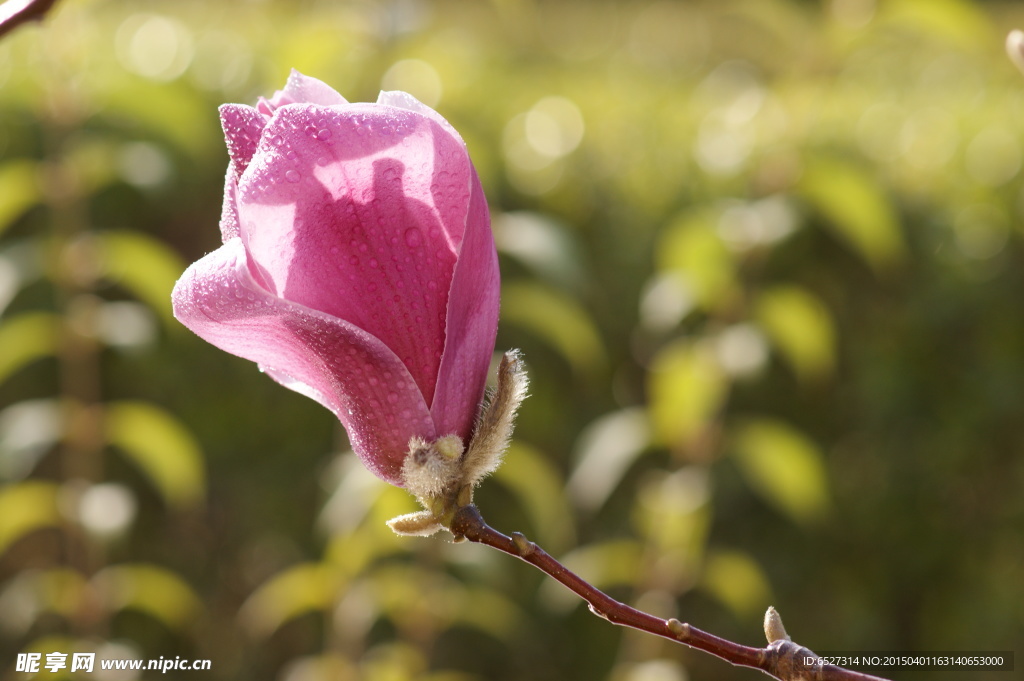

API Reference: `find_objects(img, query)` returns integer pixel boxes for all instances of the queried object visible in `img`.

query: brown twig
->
[450,504,891,681]
[0,0,59,40]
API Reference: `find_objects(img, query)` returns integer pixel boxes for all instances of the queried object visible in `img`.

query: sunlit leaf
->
[0,399,62,480]
[323,530,384,579]
[540,539,645,611]
[700,549,772,619]
[367,564,522,640]
[104,401,205,508]
[493,442,575,552]
[501,282,605,377]
[881,0,994,50]
[656,210,737,310]
[0,312,60,387]
[93,563,202,630]
[97,231,187,329]
[634,468,711,577]
[493,211,585,291]
[0,481,61,556]
[568,407,651,513]
[452,586,523,639]
[240,562,343,638]
[730,419,831,524]
[798,157,904,269]
[0,160,39,238]
[755,285,836,381]
[648,340,728,448]
[0,568,89,631]
[278,654,357,681]
[36,568,89,619]
[97,81,217,158]
[360,642,428,681]
[19,635,79,674]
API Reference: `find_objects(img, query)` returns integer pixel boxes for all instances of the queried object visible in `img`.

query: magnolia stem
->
[0,0,59,39]
[450,504,891,681]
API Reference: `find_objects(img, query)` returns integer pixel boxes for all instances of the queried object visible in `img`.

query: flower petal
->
[219,165,241,242]
[234,103,474,406]
[258,70,348,116]
[171,238,435,485]
[430,168,500,440]
[280,69,348,106]
[220,104,266,181]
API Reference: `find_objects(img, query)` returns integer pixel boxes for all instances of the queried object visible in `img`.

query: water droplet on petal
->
[369,258,379,268]
[387,392,399,404]
[285,169,301,183]
[317,128,332,141]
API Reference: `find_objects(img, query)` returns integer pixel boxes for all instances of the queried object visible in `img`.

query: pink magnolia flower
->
[172,71,499,486]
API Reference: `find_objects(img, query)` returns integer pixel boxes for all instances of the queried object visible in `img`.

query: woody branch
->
[450,504,891,681]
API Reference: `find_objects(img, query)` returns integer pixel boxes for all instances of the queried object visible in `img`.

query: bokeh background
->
[1,0,1023,679]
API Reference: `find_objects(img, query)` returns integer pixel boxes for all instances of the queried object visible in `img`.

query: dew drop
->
[387,392,399,404]
[285,169,301,183]
[427,281,437,290]
[286,150,297,160]
[369,258,379,268]
[317,128,332,141]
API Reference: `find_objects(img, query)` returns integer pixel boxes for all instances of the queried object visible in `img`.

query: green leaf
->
[3,568,89,625]
[557,540,645,592]
[501,282,605,377]
[648,340,728,448]
[0,481,61,556]
[0,312,60,387]
[92,563,202,629]
[731,418,831,525]
[97,80,217,158]
[881,0,994,50]
[634,468,711,570]
[105,401,205,508]
[369,564,524,640]
[755,285,836,381]
[798,158,904,269]
[656,210,737,310]
[568,407,651,512]
[0,160,40,238]
[493,442,575,552]
[240,562,342,638]
[97,231,187,329]
[700,549,772,619]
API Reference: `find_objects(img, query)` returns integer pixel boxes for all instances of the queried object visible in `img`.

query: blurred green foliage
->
[1,0,1023,680]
